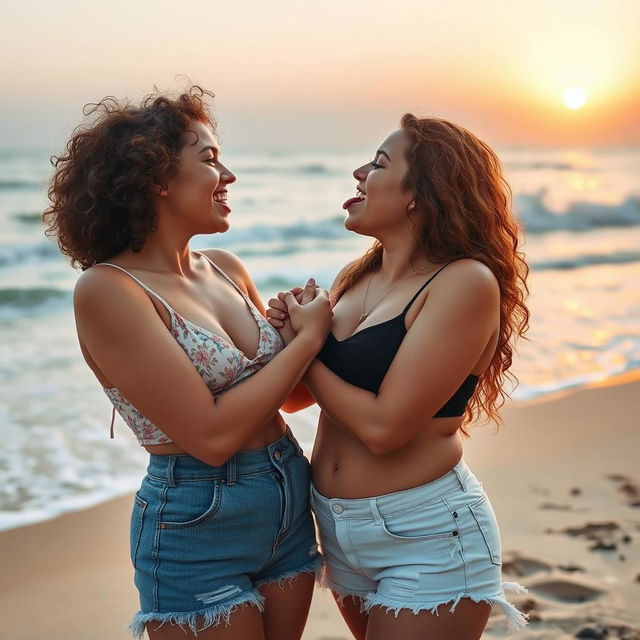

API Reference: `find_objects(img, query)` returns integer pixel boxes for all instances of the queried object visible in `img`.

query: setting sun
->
[563,86,588,109]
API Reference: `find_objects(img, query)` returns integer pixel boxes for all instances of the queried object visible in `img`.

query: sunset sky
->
[1,0,638,149]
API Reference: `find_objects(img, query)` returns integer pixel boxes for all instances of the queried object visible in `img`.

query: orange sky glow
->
[1,0,638,149]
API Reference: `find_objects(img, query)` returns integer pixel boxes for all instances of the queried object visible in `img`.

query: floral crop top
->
[97,254,284,445]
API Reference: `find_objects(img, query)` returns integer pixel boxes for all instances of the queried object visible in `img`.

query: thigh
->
[146,604,265,639]
[334,592,369,640]
[259,572,315,640]
[365,598,491,640]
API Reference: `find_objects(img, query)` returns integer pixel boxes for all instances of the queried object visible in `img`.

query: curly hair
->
[333,114,530,432]
[44,86,216,270]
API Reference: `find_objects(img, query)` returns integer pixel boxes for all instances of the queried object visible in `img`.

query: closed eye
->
[371,149,390,168]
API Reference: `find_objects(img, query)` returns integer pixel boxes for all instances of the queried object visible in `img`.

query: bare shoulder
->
[200,248,252,293]
[438,259,499,295]
[73,265,153,318]
[200,247,244,272]
[422,259,500,317]
[75,265,128,304]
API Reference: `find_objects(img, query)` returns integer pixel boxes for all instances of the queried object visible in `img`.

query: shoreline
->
[2,369,639,535]
[512,368,640,409]
[1,373,639,639]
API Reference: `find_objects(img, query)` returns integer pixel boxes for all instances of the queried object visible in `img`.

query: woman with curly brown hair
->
[268,115,530,639]
[44,87,333,640]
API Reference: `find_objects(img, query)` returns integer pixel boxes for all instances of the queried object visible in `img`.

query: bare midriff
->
[143,412,288,457]
[311,411,464,499]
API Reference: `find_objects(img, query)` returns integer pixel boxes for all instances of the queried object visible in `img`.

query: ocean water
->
[1,146,639,531]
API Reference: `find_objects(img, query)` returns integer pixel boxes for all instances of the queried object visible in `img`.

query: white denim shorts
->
[311,459,527,633]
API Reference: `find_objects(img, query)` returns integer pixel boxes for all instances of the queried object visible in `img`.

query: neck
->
[377,233,437,283]
[118,206,202,277]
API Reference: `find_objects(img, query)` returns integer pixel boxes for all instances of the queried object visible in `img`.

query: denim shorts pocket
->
[130,493,147,567]
[160,479,222,529]
[380,504,458,541]
[468,494,502,565]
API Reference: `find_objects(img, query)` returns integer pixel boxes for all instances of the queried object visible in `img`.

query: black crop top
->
[317,265,479,418]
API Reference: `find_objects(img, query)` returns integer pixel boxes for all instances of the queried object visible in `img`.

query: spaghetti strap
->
[197,252,249,300]
[94,263,174,312]
[402,262,453,315]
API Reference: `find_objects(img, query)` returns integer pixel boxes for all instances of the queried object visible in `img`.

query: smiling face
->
[162,120,236,235]
[343,129,415,237]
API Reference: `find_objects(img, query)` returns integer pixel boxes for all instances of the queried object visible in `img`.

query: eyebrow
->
[198,145,219,155]
[375,149,391,161]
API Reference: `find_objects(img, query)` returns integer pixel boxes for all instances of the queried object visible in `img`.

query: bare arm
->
[202,249,318,414]
[281,383,317,413]
[302,260,500,454]
[75,261,331,466]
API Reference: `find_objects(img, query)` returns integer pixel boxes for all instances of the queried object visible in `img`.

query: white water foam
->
[1,145,639,531]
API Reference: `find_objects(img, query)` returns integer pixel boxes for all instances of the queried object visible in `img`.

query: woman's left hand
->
[267,279,318,344]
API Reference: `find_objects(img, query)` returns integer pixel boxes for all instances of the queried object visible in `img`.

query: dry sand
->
[1,375,639,640]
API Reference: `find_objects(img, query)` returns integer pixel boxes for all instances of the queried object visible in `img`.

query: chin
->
[344,212,360,233]
[200,219,229,235]
[344,215,375,238]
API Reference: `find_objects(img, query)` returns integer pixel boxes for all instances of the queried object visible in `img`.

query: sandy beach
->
[1,375,639,640]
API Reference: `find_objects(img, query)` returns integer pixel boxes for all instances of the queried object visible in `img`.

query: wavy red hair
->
[334,114,529,431]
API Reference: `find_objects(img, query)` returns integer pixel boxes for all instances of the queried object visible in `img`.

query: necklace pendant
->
[357,312,368,325]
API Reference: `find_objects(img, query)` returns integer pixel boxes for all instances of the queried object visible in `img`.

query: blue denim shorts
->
[129,429,321,638]
[311,459,527,633]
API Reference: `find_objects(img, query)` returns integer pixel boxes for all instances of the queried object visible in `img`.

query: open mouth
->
[342,187,366,210]
[213,190,228,204]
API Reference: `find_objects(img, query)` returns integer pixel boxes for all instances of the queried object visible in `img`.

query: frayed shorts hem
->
[317,571,369,604]
[129,558,324,638]
[254,555,324,590]
[129,590,264,639]
[321,579,529,635]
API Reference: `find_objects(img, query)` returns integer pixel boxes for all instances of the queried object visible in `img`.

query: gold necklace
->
[357,266,442,326]
[357,275,392,326]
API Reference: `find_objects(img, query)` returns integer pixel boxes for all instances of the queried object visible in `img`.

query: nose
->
[220,164,236,184]
[353,163,368,181]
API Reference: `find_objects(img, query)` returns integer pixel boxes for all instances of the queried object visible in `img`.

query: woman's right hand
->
[267,279,316,344]
[267,287,300,345]
[280,279,332,348]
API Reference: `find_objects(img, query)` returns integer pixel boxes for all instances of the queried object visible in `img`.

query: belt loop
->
[166,456,177,487]
[286,426,304,456]
[454,462,467,492]
[369,499,383,525]
[226,455,237,486]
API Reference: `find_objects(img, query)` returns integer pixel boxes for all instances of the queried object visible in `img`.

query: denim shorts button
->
[274,450,282,461]
[332,504,344,514]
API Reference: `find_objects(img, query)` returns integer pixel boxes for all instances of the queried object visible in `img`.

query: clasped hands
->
[266,279,332,346]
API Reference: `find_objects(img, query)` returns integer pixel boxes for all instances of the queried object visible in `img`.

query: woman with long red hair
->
[269,114,530,639]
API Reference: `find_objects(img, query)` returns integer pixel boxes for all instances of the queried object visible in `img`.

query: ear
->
[152,184,169,197]
[408,200,416,211]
